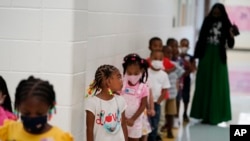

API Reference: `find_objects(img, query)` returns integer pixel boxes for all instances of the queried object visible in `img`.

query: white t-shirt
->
[148,68,171,102]
[85,95,127,141]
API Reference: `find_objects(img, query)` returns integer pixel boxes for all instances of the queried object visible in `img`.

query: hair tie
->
[131,57,136,60]
[141,59,144,63]
[85,80,95,98]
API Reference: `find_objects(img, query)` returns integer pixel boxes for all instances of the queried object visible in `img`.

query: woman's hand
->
[229,27,235,38]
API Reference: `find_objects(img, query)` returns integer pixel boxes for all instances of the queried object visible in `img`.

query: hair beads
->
[85,65,118,98]
[108,88,113,95]
[14,76,56,119]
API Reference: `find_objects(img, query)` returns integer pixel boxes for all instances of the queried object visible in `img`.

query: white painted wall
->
[224,0,250,49]
[169,26,196,55]
[0,0,179,141]
[0,1,87,141]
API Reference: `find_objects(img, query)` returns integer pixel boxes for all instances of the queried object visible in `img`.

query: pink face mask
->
[125,73,142,85]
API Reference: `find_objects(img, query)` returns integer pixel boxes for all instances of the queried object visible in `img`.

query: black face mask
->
[21,115,47,134]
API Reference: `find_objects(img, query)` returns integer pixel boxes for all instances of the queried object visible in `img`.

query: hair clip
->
[14,109,19,119]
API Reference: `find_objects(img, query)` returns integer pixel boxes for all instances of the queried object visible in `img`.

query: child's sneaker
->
[167,130,174,138]
[156,134,162,141]
[173,118,180,128]
[160,123,167,132]
[183,114,190,122]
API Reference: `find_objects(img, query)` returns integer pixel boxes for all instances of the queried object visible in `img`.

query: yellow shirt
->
[0,120,73,141]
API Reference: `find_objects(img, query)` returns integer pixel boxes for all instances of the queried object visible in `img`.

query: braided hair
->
[14,76,56,116]
[0,76,12,112]
[88,65,119,96]
[122,53,149,83]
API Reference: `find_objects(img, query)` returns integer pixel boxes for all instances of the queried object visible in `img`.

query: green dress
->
[190,43,232,124]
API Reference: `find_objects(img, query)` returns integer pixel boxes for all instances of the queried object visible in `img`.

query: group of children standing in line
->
[0,37,195,141]
[85,37,196,141]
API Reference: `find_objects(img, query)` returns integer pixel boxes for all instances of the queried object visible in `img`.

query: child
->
[147,37,175,73]
[176,38,196,122]
[121,53,150,141]
[166,38,179,61]
[85,65,128,141]
[0,76,16,126]
[147,50,171,141]
[0,76,73,141]
[162,46,184,138]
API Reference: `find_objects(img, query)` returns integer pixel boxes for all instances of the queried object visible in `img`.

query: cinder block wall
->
[0,0,176,140]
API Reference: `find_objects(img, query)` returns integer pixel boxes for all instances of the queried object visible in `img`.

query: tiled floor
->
[161,50,250,141]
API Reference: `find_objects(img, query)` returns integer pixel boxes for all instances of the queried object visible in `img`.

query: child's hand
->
[147,109,155,117]
[126,118,135,127]
[184,61,191,70]
[0,94,6,105]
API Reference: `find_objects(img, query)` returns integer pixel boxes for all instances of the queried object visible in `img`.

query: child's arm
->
[156,89,167,105]
[163,58,176,74]
[86,111,95,141]
[165,67,176,74]
[147,89,155,116]
[121,111,128,141]
[127,96,147,126]
[190,59,196,72]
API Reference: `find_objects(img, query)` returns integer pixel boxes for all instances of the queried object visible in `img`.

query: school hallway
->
[161,50,250,141]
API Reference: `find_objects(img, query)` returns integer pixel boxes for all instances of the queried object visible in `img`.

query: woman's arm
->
[127,96,147,126]
[227,27,235,48]
[194,17,209,58]
[86,111,95,141]
[121,111,128,141]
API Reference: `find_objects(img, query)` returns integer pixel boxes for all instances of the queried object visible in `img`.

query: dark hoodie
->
[194,3,235,64]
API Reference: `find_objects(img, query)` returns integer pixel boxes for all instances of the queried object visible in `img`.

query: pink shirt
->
[121,82,149,119]
[0,106,16,126]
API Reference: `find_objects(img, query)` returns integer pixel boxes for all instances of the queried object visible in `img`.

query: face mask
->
[125,73,142,85]
[178,48,182,54]
[21,115,47,134]
[151,60,163,70]
[181,47,188,54]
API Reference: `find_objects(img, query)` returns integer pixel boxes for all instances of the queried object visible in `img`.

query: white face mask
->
[125,73,142,85]
[180,47,188,54]
[151,60,163,70]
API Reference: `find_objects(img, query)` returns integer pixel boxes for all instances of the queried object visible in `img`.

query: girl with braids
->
[0,76,73,141]
[85,65,128,141]
[120,53,150,141]
[0,76,16,126]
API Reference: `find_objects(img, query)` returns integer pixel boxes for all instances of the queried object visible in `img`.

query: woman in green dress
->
[191,3,235,125]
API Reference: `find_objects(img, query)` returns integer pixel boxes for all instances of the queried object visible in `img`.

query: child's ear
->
[148,46,152,51]
[105,78,112,88]
[0,94,6,105]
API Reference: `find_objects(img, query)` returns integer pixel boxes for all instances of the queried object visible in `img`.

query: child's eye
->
[22,112,30,116]
[37,113,44,116]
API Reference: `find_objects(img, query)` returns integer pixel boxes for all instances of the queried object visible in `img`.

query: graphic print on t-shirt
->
[96,108,121,134]
[208,21,222,44]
